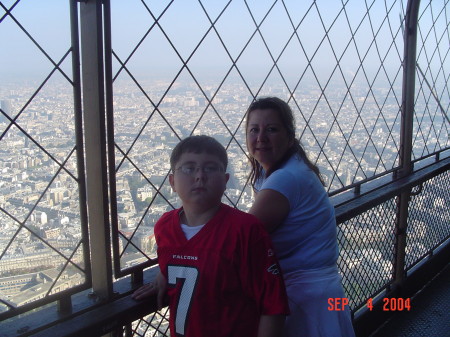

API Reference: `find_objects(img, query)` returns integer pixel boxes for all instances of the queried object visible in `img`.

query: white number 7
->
[167,265,199,336]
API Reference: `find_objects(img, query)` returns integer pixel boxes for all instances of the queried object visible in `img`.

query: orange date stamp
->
[328,298,349,311]
[328,297,412,311]
[366,297,411,311]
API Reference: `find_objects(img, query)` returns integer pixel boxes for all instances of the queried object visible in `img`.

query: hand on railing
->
[132,271,167,310]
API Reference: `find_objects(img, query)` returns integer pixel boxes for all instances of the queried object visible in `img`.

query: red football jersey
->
[155,203,289,337]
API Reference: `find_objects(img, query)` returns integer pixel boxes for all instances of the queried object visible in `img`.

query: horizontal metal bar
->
[335,157,450,224]
[1,267,159,336]
[30,295,159,337]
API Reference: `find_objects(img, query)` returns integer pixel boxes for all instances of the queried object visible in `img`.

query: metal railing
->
[0,0,449,336]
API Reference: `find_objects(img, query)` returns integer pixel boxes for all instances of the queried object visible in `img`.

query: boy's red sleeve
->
[241,221,290,315]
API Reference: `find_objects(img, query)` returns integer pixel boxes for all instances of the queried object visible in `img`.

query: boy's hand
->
[132,271,167,310]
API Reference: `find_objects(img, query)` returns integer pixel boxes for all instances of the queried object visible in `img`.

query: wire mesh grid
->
[108,0,412,275]
[0,0,90,315]
[413,1,450,159]
[129,307,170,337]
[405,170,450,270]
[337,197,397,310]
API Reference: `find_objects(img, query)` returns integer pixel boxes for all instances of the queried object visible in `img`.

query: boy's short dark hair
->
[170,135,228,171]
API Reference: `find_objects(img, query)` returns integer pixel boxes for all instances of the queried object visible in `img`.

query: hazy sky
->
[0,0,438,83]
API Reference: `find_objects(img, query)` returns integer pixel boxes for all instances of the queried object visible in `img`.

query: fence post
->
[79,0,113,300]
[394,0,421,291]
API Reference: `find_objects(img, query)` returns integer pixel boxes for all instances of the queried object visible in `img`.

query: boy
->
[133,135,289,337]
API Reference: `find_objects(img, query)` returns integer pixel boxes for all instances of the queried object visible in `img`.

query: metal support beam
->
[79,0,113,300]
[399,0,421,176]
[70,0,91,294]
[394,0,421,290]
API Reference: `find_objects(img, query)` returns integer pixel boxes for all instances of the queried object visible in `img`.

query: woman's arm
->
[258,315,286,337]
[249,189,290,233]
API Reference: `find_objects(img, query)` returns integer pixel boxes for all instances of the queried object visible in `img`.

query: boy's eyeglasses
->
[175,164,224,176]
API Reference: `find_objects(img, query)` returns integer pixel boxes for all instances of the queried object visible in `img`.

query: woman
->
[245,97,355,337]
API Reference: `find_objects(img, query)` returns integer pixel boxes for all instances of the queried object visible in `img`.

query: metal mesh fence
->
[405,170,450,270]
[130,307,170,337]
[0,0,90,316]
[413,2,450,159]
[337,198,397,311]
[108,0,409,276]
